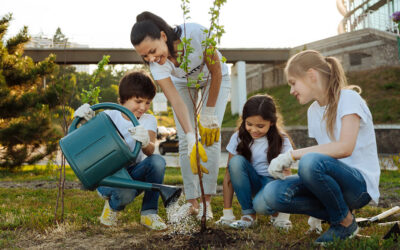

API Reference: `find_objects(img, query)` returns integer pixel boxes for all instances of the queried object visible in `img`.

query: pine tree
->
[0,13,60,169]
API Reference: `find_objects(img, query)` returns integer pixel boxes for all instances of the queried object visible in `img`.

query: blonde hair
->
[284,50,361,140]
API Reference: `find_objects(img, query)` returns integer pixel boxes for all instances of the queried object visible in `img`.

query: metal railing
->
[345,10,398,34]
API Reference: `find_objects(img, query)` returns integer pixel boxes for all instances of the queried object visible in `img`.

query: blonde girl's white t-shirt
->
[226,131,293,177]
[307,89,380,203]
[149,23,229,86]
[104,110,157,163]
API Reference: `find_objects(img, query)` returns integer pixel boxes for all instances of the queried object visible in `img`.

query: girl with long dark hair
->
[221,94,294,229]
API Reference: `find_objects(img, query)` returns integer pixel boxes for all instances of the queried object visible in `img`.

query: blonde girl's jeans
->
[172,76,230,200]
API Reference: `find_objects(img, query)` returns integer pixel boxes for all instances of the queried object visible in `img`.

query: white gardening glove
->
[268,150,296,180]
[74,103,95,121]
[186,132,208,175]
[128,125,150,148]
[308,216,323,234]
[199,106,220,146]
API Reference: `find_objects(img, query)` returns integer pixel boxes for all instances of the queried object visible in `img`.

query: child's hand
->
[74,103,95,121]
[128,125,150,148]
[268,151,296,180]
[283,167,291,176]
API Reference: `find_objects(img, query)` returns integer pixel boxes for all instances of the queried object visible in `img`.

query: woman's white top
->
[149,23,229,86]
[104,110,157,163]
[307,89,380,203]
[226,131,293,177]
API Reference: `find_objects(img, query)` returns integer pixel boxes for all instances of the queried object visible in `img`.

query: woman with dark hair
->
[130,11,231,219]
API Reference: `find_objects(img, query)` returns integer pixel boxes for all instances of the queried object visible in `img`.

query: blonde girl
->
[254,50,380,244]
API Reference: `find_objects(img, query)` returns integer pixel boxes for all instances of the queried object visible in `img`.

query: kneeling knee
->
[228,155,246,173]
[298,153,323,179]
[149,155,166,170]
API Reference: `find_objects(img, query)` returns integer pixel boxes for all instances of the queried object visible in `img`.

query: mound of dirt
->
[141,228,263,249]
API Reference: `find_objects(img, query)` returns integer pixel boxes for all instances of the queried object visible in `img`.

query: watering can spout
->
[152,183,182,208]
[99,168,182,208]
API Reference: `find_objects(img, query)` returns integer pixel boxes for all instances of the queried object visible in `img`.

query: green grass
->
[222,66,400,126]
[0,187,399,248]
[0,165,226,185]
[0,166,399,248]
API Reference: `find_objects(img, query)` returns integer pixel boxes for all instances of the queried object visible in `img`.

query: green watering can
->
[59,102,182,207]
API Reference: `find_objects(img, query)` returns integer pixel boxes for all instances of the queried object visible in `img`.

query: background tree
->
[0,13,60,169]
[52,27,68,47]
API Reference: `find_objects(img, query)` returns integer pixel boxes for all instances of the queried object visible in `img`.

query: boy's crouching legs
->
[137,154,167,230]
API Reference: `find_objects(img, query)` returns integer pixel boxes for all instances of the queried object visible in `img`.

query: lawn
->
[0,166,399,249]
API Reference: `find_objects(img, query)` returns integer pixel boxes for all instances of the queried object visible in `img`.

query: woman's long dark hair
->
[130,11,182,60]
[236,94,292,163]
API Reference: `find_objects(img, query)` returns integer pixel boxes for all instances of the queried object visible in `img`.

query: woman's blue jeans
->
[228,155,276,215]
[97,154,166,214]
[255,153,371,224]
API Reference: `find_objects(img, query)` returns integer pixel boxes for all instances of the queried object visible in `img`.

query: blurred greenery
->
[222,66,400,127]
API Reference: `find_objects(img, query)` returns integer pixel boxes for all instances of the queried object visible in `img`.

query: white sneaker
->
[271,213,292,231]
[229,215,255,229]
[99,201,117,226]
[140,214,167,231]
[196,202,213,221]
[307,216,323,234]
[215,214,236,226]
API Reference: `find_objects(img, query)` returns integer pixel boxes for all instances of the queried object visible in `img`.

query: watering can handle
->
[69,102,141,155]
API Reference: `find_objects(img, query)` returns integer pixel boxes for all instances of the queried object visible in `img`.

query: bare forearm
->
[171,98,194,134]
[157,79,194,134]
[142,142,155,156]
[292,142,353,160]
[205,50,222,107]
[142,131,156,156]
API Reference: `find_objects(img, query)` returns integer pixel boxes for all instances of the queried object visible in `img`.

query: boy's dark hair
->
[118,70,156,104]
[236,94,294,163]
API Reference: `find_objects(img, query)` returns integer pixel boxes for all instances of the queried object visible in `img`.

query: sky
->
[2,0,344,49]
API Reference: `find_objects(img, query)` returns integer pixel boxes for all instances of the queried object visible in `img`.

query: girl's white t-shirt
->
[307,89,380,203]
[104,110,157,163]
[149,23,229,86]
[226,131,293,177]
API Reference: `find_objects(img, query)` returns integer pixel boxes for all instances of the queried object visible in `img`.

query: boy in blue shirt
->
[74,70,167,230]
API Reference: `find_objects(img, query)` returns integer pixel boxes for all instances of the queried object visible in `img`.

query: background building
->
[245,0,399,95]
[26,33,90,73]
[337,0,399,34]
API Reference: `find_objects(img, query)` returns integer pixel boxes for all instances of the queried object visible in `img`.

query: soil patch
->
[145,228,253,249]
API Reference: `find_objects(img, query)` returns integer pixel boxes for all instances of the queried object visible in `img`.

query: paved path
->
[42,140,398,170]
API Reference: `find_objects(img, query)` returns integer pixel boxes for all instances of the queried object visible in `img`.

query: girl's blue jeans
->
[254,153,371,224]
[228,155,276,215]
[97,154,166,215]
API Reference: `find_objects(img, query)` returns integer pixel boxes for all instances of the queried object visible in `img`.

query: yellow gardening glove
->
[186,132,209,175]
[199,106,220,147]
